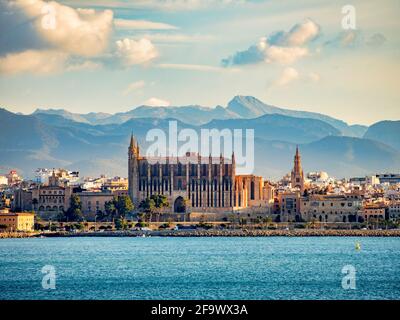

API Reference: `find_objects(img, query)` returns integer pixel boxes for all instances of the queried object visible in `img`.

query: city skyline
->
[0,0,399,125]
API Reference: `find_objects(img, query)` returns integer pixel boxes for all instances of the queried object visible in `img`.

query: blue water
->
[0,237,399,300]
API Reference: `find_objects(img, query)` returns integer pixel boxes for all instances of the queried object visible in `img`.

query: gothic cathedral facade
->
[128,135,267,213]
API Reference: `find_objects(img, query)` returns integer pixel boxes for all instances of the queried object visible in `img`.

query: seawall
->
[38,229,400,238]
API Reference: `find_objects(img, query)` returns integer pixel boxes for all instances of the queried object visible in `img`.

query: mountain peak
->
[227,95,271,118]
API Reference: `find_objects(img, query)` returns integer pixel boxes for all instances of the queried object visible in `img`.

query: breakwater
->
[0,232,39,239]
[39,229,400,237]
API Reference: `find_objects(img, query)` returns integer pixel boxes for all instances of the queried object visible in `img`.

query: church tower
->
[291,146,304,193]
[128,134,140,204]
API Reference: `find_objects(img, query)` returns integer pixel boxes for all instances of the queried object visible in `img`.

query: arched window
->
[178,163,182,176]
[202,164,207,176]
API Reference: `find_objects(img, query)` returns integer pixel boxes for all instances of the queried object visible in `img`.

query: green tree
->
[116,195,134,218]
[139,197,156,222]
[105,199,118,221]
[115,218,128,230]
[65,195,83,222]
[263,216,273,229]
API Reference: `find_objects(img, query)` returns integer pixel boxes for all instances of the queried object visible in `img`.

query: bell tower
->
[128,133,140,204]
[291,146,304,193]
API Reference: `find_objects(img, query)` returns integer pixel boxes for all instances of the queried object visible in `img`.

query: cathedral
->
[128,135,270,214]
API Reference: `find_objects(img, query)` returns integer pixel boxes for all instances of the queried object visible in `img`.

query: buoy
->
[355,242,361,251]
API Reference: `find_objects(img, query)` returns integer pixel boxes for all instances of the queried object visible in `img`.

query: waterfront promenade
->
[2,229,400,238]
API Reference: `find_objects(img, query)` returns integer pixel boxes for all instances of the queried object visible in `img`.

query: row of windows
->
[304,202,355,207]
[139,163,232,177]
[312,210,353,215]
[38,206,64,211]
[138,178,233,192]
[39,198,63,204]
[41,190,63,195]
[87,201,100,205]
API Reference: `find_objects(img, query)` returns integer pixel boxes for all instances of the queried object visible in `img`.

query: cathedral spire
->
[129,133,139,158]
[129,132,135,150]
[294,145,302,172]
[291,145,304,192]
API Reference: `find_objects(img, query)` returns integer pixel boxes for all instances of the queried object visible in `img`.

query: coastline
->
[2,229,400,238]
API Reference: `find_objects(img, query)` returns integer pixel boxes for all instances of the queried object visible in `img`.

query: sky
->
[0,0,399,125]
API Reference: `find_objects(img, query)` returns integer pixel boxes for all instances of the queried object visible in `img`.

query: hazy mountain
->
[1,108,399,179]
[33,108,112,125]
[0,108,127,176]
[31,95,367,137]
[226,96,368,137]
[33,105,237,126]
[109,104,239,125]
[204,113,341,144]
[363,120,400,151]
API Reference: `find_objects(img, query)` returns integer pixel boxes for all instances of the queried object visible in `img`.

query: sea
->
[0,237,399,300]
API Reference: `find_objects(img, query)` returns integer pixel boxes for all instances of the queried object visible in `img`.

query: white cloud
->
[222,19,320,66]
[1,1,164,74]
[115,38,159,66]
[158,63,237,72]
[366,33,387,47]
[63,0,247,11]
[66,60,102,72]
[265,46,308,65]
[142,33,215,43]
[143,97,170,107]
[341,31,358,47]
[0,50,68,75]
[123,80,146,95]
[0,50,101,75]
[14,0,113,57]
[283,19,320,47]
[114,19,178,30]
[275,67,299,86]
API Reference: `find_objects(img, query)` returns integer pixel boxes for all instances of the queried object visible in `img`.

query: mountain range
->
[1,95,399,179]
[33,96,367,137]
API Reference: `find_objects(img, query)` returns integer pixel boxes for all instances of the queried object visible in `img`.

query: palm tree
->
[139,198,156,222]
[150,194,169,222]
[263,216,273,229]
[306,218,317,229]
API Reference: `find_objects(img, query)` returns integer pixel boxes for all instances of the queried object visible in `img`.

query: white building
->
[0,175,7,186]
[34,168,80,186]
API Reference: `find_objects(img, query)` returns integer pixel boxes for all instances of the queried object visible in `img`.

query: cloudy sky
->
[0,0,399,125]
